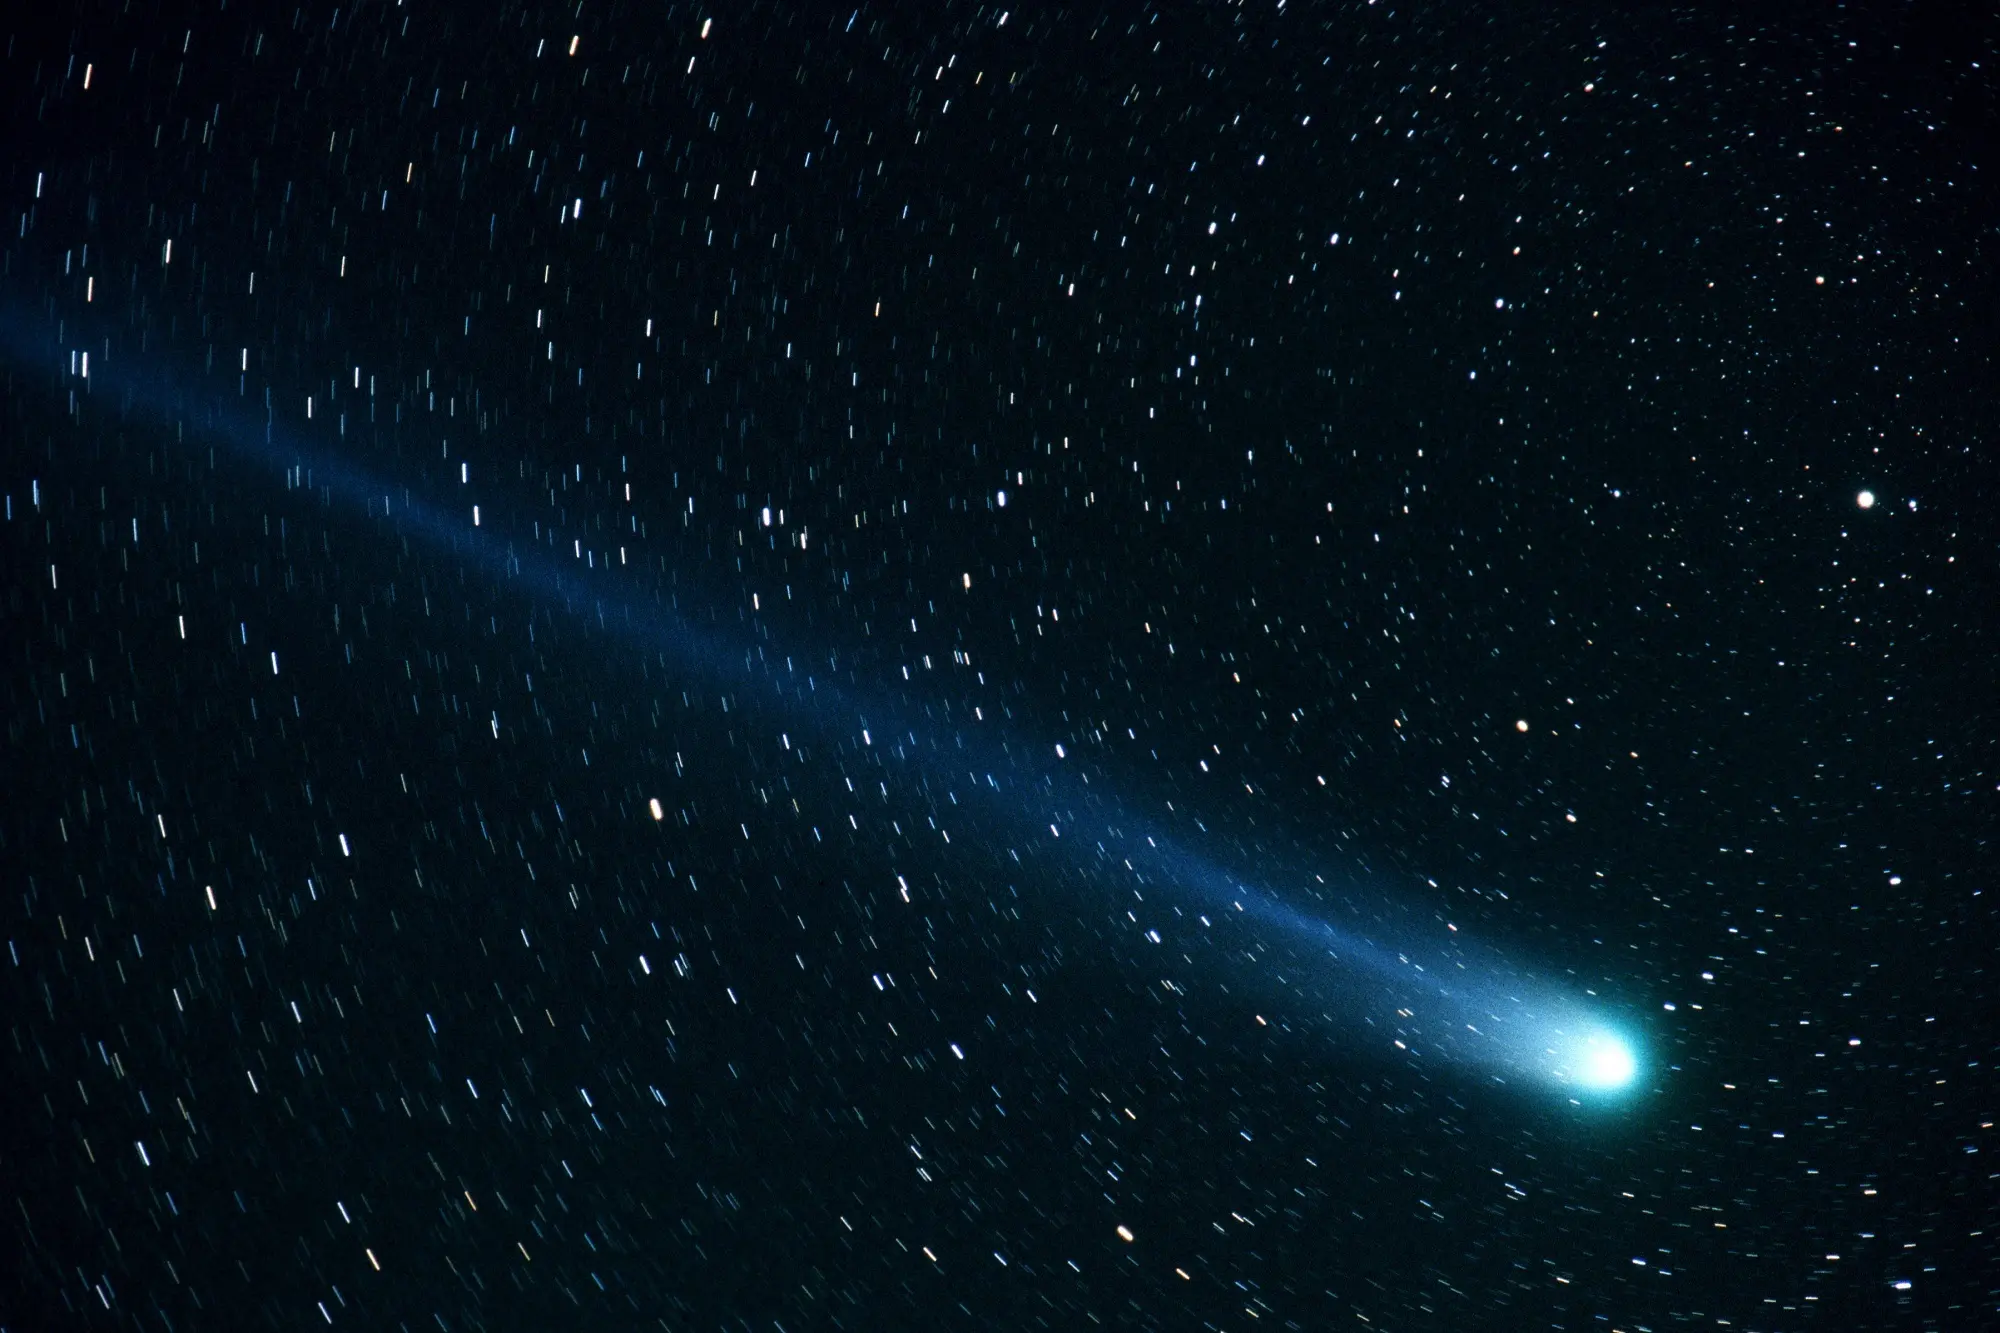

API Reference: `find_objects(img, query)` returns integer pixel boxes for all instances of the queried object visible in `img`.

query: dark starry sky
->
[3,2,1997,1330]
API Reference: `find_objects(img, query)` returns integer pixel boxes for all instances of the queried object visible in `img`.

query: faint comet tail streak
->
[0,300,1643,1099]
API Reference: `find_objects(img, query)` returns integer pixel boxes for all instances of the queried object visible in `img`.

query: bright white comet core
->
[1551,1028,1641,1093]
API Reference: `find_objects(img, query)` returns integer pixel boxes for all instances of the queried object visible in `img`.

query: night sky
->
[4,2,1997,1330]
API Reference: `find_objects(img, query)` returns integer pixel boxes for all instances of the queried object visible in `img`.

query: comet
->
[0,300,1646,1103]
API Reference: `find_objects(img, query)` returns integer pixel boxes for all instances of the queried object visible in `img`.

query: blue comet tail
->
[0,301,1644,1103]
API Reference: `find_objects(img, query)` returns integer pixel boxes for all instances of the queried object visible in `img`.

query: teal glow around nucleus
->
[1550,1028,1641,1093]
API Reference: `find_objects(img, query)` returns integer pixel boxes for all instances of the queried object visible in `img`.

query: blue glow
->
[0,303,1646,1101]
[1550,1028,1641,1093]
